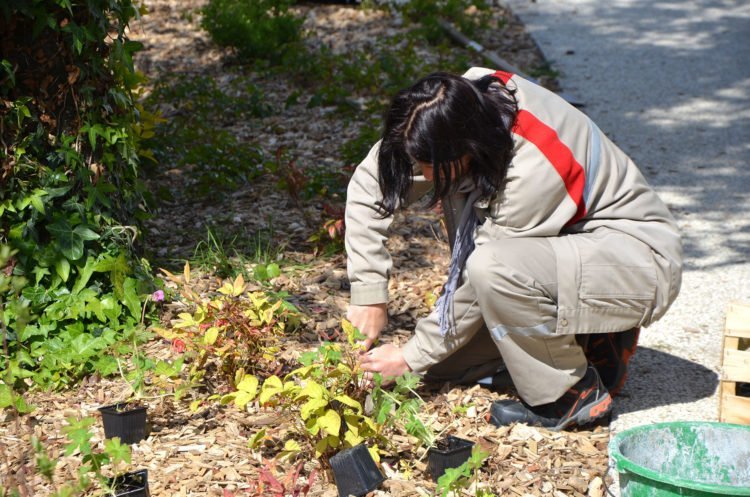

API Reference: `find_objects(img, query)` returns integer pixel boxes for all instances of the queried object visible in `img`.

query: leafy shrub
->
[156,263,300,397]
[436,444,493,497]
[201,0,305,62]
[393,0,492,44]
[0,1,155,392]
[256,320,381,467]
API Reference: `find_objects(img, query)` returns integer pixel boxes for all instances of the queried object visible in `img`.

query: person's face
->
[416,154,471,182]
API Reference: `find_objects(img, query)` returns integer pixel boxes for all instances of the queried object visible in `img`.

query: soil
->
[0,2,612,496]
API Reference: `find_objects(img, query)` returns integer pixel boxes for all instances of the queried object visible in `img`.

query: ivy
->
[1,1,155,394]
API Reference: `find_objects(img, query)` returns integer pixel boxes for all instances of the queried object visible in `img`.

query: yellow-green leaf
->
[236,375,259,396]
[296,380,325,401]
[234,368,245,386]
[344,430,363,448]
[189,399,201,412]
[368,445,380,463]
[203,326,219,345]
[361,415,378,434]
[232,274,245,296]
[264,375,282,389]
[317,409,341,437]
[342,318,357,346]
[314,437,329,458]
[283,439,301,454]
[234,391,255,408]
[343,414,361,437]
[333,395,362,413]
[259,375,283,404]
[301,398,327,420]
[150,326,177,340]
[288,364,315,379]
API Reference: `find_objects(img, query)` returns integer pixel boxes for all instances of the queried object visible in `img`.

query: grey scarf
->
[436,188,482,337]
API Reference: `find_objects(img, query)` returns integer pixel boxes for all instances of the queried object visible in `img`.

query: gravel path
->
[503,0,750,434]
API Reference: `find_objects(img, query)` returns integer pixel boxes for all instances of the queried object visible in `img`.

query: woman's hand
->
[347,303,387,350]
[359,343,411,386]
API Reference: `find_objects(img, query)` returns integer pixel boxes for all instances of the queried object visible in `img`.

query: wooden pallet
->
[719,301,750,424]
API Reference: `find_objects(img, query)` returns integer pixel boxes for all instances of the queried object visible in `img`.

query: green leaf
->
[317,409,341,437]
[69,334,102,359]
[30,190,47,214]
[266,263,281,279]
[248,428,266,450]
[0,384,13,409]
[73,225,99,241]
[47,219,84,260]
[55,258,71,282]
[122,277,141,318]
[314,437,329,458]
[72,256,96,294]
[104,438,131,466]
[62,417,95,456]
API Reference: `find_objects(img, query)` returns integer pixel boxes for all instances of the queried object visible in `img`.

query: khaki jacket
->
[345,67,682,339]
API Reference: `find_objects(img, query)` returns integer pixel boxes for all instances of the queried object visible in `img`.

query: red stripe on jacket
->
[492,70,514,84]
[513,110,587,225]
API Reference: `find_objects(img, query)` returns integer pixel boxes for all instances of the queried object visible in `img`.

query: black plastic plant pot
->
[109,469,150,497]
[98,403,148,445]
[329,444,385,497]
[427,435,475,482]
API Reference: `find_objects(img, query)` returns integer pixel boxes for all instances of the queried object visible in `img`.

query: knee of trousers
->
[465,241,538,296]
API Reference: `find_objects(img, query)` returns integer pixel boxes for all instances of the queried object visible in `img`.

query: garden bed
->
[0,1,611,496]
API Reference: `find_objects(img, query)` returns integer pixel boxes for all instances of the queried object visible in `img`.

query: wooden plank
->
[720,392,750,425]
[719,302,750,424]
[725,301,750,338]
[723,348,750,383]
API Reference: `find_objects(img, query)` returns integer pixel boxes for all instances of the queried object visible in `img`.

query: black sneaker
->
[488,365,612,431]
[580,328,640,396]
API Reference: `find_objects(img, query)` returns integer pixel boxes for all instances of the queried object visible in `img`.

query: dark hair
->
[377,72,517,216]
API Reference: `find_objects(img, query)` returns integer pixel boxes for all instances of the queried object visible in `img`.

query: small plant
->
[6,417,140,496]
[256,320,381,469]
[201,0,305,62]
[307,204,346,257]
[371,372,436,448]
[249,460,318,497]
[435,444,493,497]
[156,263,300,403]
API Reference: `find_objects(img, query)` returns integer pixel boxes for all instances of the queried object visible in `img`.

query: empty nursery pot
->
[109,469,150,497]
[329,444,385,497]
[98,403,148,445]
[427,435,475,482]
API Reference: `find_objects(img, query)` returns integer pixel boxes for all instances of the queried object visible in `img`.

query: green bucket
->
[610,422,750,496]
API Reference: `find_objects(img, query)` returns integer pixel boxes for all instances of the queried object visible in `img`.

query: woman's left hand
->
[359,343,412,386]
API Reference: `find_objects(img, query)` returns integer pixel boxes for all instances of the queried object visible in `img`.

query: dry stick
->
[437,19,585,107]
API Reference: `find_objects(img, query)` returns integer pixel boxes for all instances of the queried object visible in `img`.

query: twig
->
[437,18,585,107]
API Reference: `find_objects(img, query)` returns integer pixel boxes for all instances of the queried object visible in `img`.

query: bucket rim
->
[609,421,750,496]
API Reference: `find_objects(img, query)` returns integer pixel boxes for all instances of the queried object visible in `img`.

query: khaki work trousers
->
[421,235,588,406]
[414,192,584,406]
